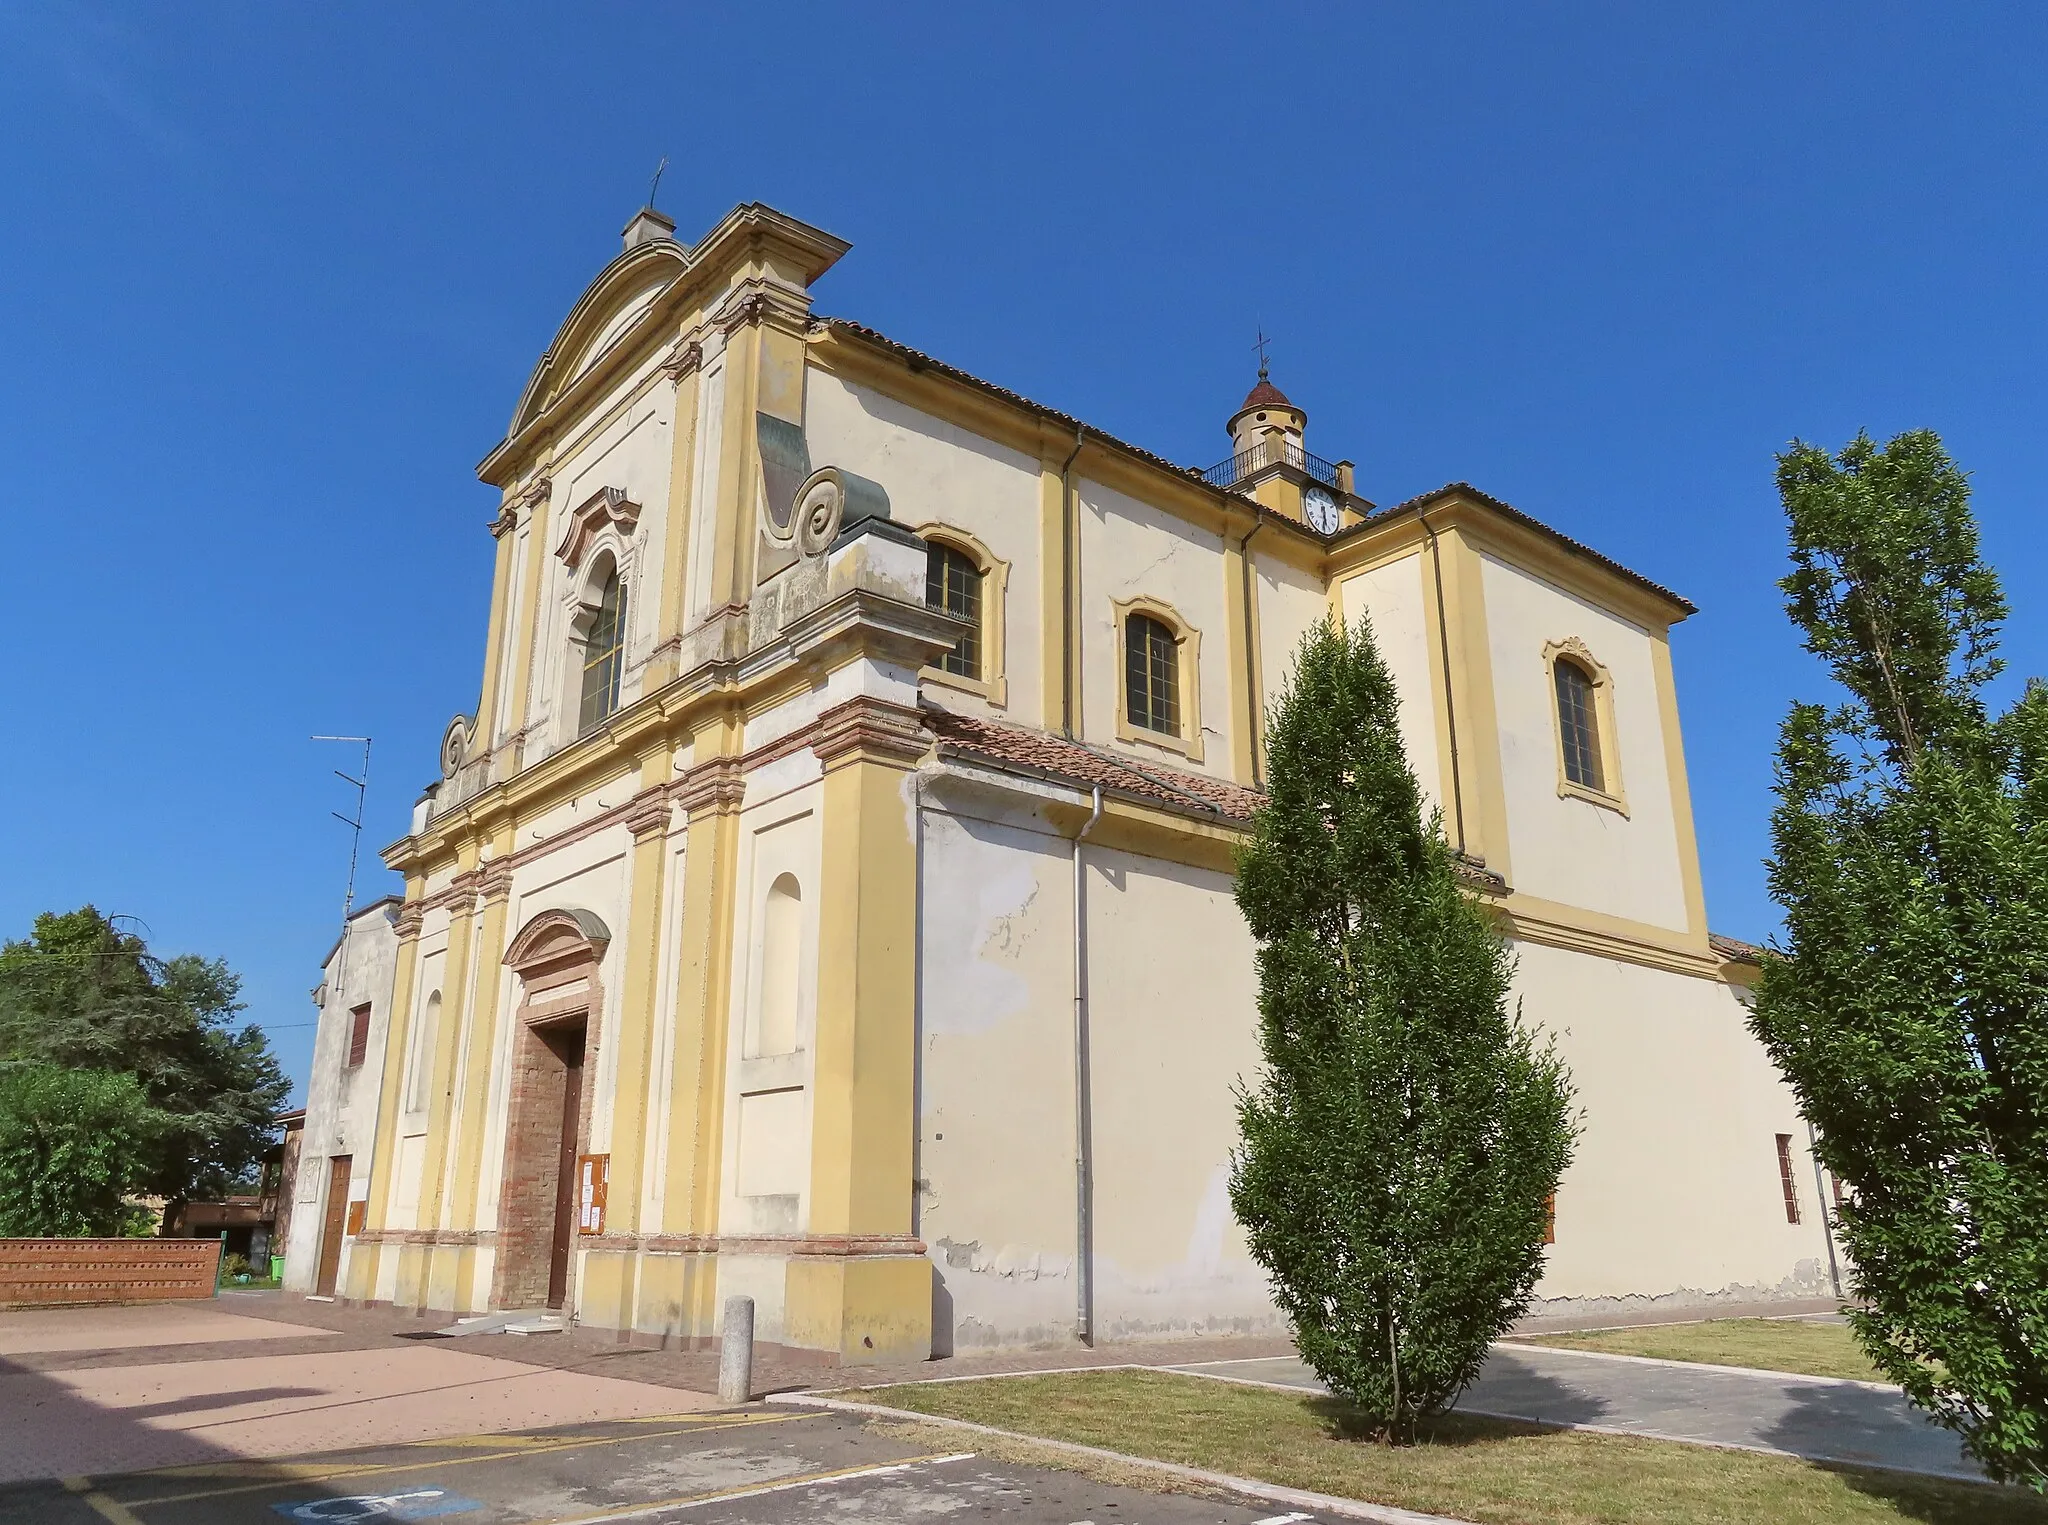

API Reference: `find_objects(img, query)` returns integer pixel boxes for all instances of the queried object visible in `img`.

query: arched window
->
[752,874,802,1058]
[925,541,982,679]
[1125,612,1180,735]
[578,566,627,733]
[1554,657,1603,791]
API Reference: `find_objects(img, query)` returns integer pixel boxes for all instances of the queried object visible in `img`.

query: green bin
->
[269,1255,283,1282]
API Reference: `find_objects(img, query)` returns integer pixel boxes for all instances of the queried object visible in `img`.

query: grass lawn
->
[848,1368,2042,1525]
[1513,1318,1885,1385]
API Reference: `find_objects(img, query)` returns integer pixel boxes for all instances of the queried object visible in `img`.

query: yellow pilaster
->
[799,700,930,1362]
[1039,454,1069,733]
[1652,630,1712,950]
[349,885,423,1301]
[647,360,703,687]
[580,757,678,1330]
[443,830,517,1308]
[708,321,762,611]
[1442,528,1511,881]
[503,479,554,743]
[1221,519,1263,785]
[409,855,480,1310]
[472,516,519,747]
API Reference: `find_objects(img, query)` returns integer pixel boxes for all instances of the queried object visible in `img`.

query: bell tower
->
[1204,351,1365,535]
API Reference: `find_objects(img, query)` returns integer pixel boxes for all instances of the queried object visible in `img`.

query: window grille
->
[1126,613,1180,735]
[579,568,627,732]
[925,542,982,679]
[1555,658,1603,790]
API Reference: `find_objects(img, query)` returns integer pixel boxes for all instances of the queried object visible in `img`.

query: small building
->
[259,1109,306,1267]
[281,898,401,1297]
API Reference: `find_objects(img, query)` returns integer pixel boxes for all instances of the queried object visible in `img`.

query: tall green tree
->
[1754,429,2048,1489]
[0,907,289,1217]
[0,1065,154,1236]
[1231,616,1577,1442]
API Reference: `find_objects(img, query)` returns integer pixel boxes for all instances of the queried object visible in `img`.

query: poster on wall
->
[577,1154,609,1235]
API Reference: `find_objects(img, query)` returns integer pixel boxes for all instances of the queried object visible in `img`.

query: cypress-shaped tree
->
[1754,429,2048,1489]
[1231,615,1576,1442]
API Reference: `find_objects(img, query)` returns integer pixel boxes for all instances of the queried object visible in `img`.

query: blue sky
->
[4,4,2045,1102]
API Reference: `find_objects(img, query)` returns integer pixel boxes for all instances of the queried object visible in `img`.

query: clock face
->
[1304,486,1340,535]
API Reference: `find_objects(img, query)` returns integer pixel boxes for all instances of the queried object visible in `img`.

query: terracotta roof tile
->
[1238,377,1293,412]
[1709,932,1765,964]
[922,707,1262,823]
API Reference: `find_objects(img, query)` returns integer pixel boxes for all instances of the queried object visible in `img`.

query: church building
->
[338,201,1834,1361]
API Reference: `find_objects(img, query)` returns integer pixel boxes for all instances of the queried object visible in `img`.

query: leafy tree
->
[1231,616,1577,1442]
[1753,429,2048,1489]
[0,907,289,1218]
[0,1065,154,1237]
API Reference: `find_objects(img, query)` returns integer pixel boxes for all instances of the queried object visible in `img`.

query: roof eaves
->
[1334,482,1697,617]
[815,318,1330,550]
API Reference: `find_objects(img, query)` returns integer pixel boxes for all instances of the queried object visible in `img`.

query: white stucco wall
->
[1517,941,1833,1309]
[803,368,1046,723]
[1078,478,1234,776]
[1337,555,1444,818]
[1482,555,1690,932]
[917,781,1279,1350]
[283,901,400,1294]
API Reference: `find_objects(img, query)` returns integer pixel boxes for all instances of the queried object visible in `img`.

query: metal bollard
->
[718,1295,755,1405]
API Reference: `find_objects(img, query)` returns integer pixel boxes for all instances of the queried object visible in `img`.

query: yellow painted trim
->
[1037,458,1066,731]
[708,323,760,615]
[1542,637,1630,817]
[411,857,479,1298]
[1223,531,1256,784]
[913,521,1010,709]
[1652,630,1712,942]
[1110,593,1205,764]
[1502,890,1720,978]
[472,525,517,747]
[1442,529,1511,881]
[504,492,553,745]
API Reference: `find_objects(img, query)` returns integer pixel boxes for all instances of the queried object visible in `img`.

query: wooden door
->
[314,1154,352,1296]
[545,1031,585,1309]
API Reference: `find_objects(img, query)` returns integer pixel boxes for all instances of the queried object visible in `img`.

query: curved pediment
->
[506,241,689,439]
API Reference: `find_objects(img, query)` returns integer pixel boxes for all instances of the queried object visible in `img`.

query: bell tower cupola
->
[1203,350,1365,536]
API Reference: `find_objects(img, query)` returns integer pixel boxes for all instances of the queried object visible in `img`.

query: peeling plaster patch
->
[1531,1259,1837,1323]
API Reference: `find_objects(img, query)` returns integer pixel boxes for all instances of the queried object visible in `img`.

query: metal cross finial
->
[647,156,669,211]
[1254,327,1270,380]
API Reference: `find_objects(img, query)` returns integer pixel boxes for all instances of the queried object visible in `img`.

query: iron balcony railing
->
[1201,437,1343,491]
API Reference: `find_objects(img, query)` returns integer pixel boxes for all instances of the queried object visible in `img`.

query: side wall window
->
[925,542,983,679]
[1554,658,1602,790]
[1125,612,1181,735]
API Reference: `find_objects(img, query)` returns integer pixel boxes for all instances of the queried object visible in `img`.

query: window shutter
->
[347,1005,372,1069]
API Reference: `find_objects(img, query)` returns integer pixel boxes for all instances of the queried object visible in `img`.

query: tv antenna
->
[313,735,372,1000]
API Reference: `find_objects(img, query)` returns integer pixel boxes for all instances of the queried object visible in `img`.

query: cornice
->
[674,755,747,814]
[623,794,673,839]
[556,485,643,570]
[812,696,930,770]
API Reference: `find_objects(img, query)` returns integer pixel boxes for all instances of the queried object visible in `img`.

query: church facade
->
[341,201,1835,1361]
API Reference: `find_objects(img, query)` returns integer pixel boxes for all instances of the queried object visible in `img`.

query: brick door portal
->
[493,909,609,1312]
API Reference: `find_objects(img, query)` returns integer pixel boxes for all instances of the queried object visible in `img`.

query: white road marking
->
[541,1452,979,1523]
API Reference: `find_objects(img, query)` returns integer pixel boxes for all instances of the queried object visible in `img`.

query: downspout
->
[1416,507,1469,858]
[1236,518,1265,790]
[1060,426,1086,738]
[1072,782,1104,1343]
[1808,1119,1844,1300]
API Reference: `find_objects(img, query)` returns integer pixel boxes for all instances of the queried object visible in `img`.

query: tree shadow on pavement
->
[0,1356,362,1523]
[1453,1344,1613,1429]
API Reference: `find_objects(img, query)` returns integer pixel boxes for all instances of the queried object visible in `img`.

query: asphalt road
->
[2,1404,1329,1525]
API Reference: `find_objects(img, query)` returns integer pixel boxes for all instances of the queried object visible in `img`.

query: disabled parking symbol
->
[270,1488,481,1520]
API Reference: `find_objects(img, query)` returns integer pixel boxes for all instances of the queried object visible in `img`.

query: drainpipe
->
[1236,518,1264,789]
[1808,1120,1844,1301]
[1060,427,1086,738]
[1072,782,1104,1343]
[1416,506,1468,859]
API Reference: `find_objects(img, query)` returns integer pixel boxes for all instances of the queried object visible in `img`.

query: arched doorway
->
[494,909,609,1310]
